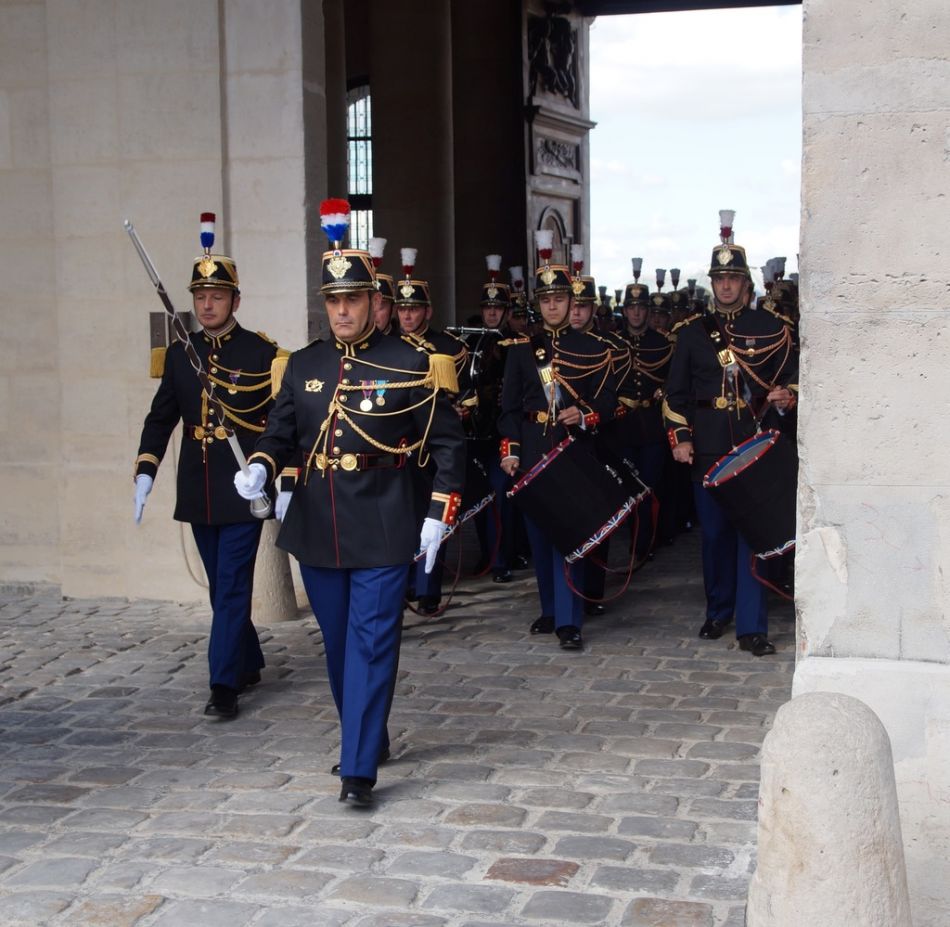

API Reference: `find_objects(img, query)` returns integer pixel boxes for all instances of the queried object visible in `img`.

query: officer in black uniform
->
[663,212,798,656]
[134,214,285,719]
[498,233,616,650]
[235,202,465,805]
[611,279,674,559]
[393,249,469,614]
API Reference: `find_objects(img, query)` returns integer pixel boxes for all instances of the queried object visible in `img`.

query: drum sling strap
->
[700,310,766,422]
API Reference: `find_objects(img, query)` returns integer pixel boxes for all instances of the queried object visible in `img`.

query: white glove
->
[134,474,153,524]
[275,490,292,522]
[419,517,447,574]
[234,462,267,500]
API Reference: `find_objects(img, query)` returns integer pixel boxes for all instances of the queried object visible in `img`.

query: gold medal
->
[360,398,373,412]
[376,396,385,406]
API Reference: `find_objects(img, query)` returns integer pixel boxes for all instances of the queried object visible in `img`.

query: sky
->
[588,4,803,297]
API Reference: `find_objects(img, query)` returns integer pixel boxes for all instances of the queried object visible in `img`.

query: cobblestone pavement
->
[0,532,794,927]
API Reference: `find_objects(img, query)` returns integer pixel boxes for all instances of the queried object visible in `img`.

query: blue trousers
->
[190,522,265,690]
[692,484,767,637]
[299,563,409,782]
[627,442,668,558]
[524,516,584,629]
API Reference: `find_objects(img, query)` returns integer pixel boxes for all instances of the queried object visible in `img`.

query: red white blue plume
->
[368,237,387,267]
[509,266,525,290]
[200,212,216,254]
[485,254,502,282]
[320,198,351,249]
[400,247,417,278]
[535,229,554,262]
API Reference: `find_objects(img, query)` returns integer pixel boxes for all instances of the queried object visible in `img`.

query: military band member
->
[133,214,284,719]
[234,201,465,805]
[498,231,616,650]
[663,211,798,657]
[611,278,674,560]
[393,249,469,614]
[368,237,398,335]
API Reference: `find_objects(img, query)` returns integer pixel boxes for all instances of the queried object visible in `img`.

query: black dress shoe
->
[530,615,555,634]
[331,747,391,777]
[492,568,512,584]
[339,776,374,806]
[698,619,727,640]
[739,634,776,657]
[417,595,441,614]
[556,625,583,650]
[204,684,238,718]
[585,603,606,617]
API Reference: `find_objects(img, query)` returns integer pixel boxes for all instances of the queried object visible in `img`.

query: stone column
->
[369,0,454,325]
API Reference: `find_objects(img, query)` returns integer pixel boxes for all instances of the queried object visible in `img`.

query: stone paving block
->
[350,914,447,927]
[233,867,334,899]
[649,777,725,798]
[40,831,128,856]
[618,816,699,840]
[634,758,711,778]
[426,782,511,802]
[0,890,73,925]
[292,844,384,870]
[485,856,579,886]
[460,830,547,854]
[687,798,758,821]
[6,855,99,889]
[422,883,515,915]
[597,792,679,816]
[86,860,153,891]
[534,810,613,834]
[119,836,213,862]
[329,874,419,907]
[3,783,90,804]
[553,835,636,861]
[592,864,680,894]
[622,897,714,927]
[66,766,143,786]
[687,873,752,900]
[651,722,722,742]
[57,893,164,927]
[148,864,247,896]
[686,742,760,762]
[387,849,478,879]
[423,762,495,781]
[148,898,260,926]
[254,905,352,927]
[515,787,593,810]
[366,824,455,849]
[445,803,527,827]
[520,888,615,924]
[0,804,74,826]
[649,843,736,869]
[610,737,681,758]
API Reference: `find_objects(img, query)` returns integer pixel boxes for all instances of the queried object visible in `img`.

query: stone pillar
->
[747,692,912,926]
[369,0,454,325]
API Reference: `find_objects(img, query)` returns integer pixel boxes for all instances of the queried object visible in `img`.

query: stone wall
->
[0,0,319,604]
[797,1,950,922]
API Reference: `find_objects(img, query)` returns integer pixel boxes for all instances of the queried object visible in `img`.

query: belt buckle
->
[717,348,736,367]
[193,426,206,440]
[313,453,328,471]
[714,396,729,410]
[536,411,549,424]
[340,453,358,471]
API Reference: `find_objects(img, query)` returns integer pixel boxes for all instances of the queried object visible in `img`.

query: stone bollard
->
[251,520,298,622]
[746,691,912,927]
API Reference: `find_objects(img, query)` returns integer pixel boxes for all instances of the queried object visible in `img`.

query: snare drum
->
[507,436,637,563]
[702,429,797,559]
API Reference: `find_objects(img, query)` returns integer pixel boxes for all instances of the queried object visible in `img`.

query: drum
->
[507,436,638,563]
[702,429,797,559]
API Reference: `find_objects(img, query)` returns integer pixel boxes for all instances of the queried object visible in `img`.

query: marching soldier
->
[368,237,398,335]
[234,200,465,805]
[498,231,616,650]
[133,214,285,719]
[663,211,798,657]
[393,249,469,614]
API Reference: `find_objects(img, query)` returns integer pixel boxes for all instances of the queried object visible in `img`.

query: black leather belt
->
[309,452,402,472]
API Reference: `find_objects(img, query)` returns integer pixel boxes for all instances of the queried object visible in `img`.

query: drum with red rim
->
[702,429,797,559]
[508,436,638,563]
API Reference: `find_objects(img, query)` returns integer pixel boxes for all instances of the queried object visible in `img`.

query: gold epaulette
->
[270,354,289,398]
[428,353,460,394]
[498,337,530,347]
[257,330,278,345]
[149,347,166,379]
[671,313,701,335]
[762,304,795,327]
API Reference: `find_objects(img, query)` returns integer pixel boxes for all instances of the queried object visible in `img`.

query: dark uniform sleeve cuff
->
[134,454,160,480]
[500,439,519,460]
[667,427,692,450]
[430,491,463,526]
[248,451,277,483]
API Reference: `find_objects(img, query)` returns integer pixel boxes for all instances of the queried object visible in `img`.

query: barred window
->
[346,83,373,250]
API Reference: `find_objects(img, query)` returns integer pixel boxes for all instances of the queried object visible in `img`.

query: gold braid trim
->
[661,398,689,426]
